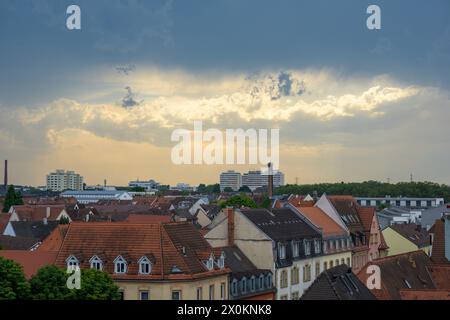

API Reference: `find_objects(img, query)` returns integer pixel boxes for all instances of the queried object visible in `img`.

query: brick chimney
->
[225,206,235,246]
[267,162,273,198]
[4,160,7,188]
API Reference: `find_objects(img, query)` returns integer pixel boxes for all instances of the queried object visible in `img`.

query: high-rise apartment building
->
[219,171,242,191]
[46,170,83,192]
[242,170,285,191]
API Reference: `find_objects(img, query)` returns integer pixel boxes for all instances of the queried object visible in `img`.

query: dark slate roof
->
[421,204,450,229]
[221,246,271,278]
[328,196,365,234]
[301,264,376,300]
[240,208,320,241]
[0,235,39,250]
[10,221,59,241]
[390,223,431,248]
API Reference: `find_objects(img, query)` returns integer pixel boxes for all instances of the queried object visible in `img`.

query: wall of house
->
[368,215,382,260]
[382,227,418,256]
[115,274,229,300]
[196,209,212,228]
[276,251,352,300]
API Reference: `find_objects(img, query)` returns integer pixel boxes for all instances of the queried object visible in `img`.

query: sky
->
[0,0,450,187]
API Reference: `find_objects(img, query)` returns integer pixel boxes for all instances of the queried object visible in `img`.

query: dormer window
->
[66,255,79,271]
[89,256,103,271]
[314,239,321,254]
[205,254,214,271]
[231,279,238,296]
[217,252,225,269]
[278,243,286,260]
[241,277,247,294]
[138,256,152,275]
[304,240,311,256]
[292,241,300,258]
[114,256,127,274]
[250,276,256,292]
[259,274,265,289]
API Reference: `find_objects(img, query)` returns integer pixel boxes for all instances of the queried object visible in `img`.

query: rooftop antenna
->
[3,160,7,188]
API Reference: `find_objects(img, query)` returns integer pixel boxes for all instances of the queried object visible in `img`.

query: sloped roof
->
[0,235,39,250]
[429,219,449,264]
[0,250,58,278]
[219,246,271,278]
[240,208,320,241]
[357,251,436,300]
[10,221,59,241]
[390,223,430,248]
[295,206,347,237]
[399,289,450,300]
[11,205,65,221]
[327,196,365,234]
[0,213,11,233]
[54,222,228,280]
[301,264,376,300]
[357,207,376,232]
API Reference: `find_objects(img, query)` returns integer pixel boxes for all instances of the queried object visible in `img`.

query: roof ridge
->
[370,250,427,263]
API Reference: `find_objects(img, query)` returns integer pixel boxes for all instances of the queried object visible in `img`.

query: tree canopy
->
[275,181,450,201]
[2,185,24,213]
[30,265,74,300]
[220,194,258,209]
[0,257,30,300]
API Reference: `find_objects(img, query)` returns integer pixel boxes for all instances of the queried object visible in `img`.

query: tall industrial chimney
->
[268,162,273,198]
[4,160,7,188]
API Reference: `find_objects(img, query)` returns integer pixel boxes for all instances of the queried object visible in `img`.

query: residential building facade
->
[46,170,83,192]
[241,170,284,191]
[219,171,242,191]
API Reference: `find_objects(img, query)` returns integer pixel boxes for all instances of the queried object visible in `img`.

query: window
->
[241,278,247,294]
[280,270,288,288]
[259,274,265,289]
[335,239,340,250]
[250,277,256,292]
[304,240,311,256]
[217,253,225,269]
[139,291,149,300]
[341,258,345,265]
[89,256,103,271]
[314,240,321,254]
[346,257,351,266]
[278,243,286,260]
[335,259,339,266]
[291,267,299,285]
[330,260,334,268]
[114,256,127,274]
[292,241,300,257]
[66,255,79,271]
[280,295,288,300]
[172,290,182,300]
[205,254,214,270]
[231,279,238,296]
[138,256,152,275]
[209,284,215,300]
[196,287,203,300]
[266,274,272,288]
[303,265,311,282]
[323,261,328,270]
[323,240,328,253]
[315,262,320,276]
[119,291,124,300]
[220,282,226,300]
[341,239,345,249]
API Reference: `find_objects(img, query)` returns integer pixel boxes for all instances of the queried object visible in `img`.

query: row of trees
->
[219,194,271,209]
[0,257,120,300]
[274,181,450,201]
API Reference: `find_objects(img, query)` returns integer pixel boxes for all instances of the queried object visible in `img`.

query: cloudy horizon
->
[1,0,449,187]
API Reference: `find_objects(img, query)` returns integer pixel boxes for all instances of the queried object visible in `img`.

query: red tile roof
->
[427,265,450,290]
[296,206,347,237]
[11,205,66,221]
[36,224,69,252]
[125,214,172,223]
[54,222,229,280]
[399,289,450,300]
[429,219,448,264]
[0,250,58,278]
[0,213,11,233]
[357,207,375,232]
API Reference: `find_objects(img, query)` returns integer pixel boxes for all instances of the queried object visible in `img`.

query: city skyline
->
[1,1,450,186]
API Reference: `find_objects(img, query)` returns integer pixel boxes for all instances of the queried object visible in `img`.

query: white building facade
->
[242,170,285,191]
[219,171,242,191]
[46,170,83,192]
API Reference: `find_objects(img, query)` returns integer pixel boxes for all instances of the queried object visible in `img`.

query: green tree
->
[74,269,121,300]
[59,216,70,225]
[221,194,258,209]
[30,265,74,300]
[238,186,252,193]
[223,187,233,193]
[2,185,24,213]
[260,196,271,209]
[0,257,31,300]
